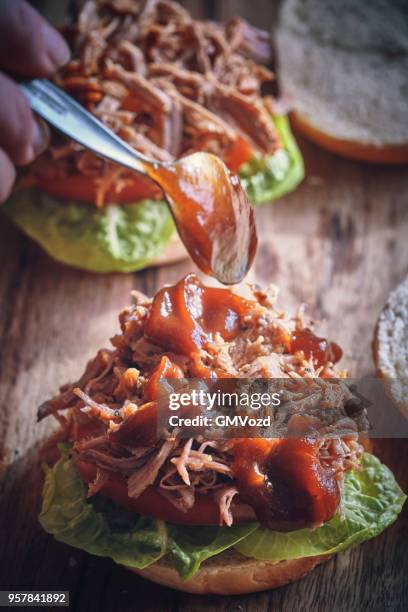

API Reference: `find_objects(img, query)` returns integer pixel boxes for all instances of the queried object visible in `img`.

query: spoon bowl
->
[146,152,257,284]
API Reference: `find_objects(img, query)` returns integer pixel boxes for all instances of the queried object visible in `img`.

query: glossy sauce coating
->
[109,400,158,447]
[231,437,340,530]
[144,152,257,284]
[291,328,342,366]
[143,355,184,401]
[119,277,343,529]
[144,273,253,357]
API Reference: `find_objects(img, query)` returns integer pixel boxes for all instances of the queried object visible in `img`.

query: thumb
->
[0,0,70,77]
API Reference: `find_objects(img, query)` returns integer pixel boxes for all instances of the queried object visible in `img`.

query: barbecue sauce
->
[291,328,342,366]
[109,400,158,447]
[144,152,257,285]
[143,356,184,401]
[231,437,340,531]
[120,276,343,529]
[144,273,253,357]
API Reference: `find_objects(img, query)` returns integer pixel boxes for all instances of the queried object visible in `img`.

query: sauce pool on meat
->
[142,274,344,529]
[231,438,340,531]
[291,328,342,366]
[40,273,356,531]
[144,274,341,367]
[144,273,254,356]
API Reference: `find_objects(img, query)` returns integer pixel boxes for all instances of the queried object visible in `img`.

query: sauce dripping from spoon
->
[143,152,257,284]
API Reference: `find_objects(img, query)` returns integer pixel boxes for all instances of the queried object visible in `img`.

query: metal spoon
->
[20,79,257,284]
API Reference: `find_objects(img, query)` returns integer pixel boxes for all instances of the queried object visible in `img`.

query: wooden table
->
[1,132,407,611]
[1,1,408,609]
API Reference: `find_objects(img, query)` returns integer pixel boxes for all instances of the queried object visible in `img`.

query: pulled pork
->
[40,276,364,527]
[27,0,281,206]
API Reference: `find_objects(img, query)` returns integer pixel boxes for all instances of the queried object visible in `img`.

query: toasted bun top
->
[131,548,329,594]
[374,276,408,418]
[276,0,408,148]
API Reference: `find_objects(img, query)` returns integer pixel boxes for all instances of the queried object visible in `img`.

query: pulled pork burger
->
[5,0,303,273]
[38,274,405,594]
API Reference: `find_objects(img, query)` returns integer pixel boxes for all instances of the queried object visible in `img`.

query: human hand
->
[0,0,70,202]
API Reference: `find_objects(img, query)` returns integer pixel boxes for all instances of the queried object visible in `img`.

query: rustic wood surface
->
[1,134,407,612]
[1,1,408,611]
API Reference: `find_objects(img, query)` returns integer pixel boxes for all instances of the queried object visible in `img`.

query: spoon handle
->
[20,78,151,175]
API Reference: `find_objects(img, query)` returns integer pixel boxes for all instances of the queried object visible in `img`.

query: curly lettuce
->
[2,115,302,273]
[39,449,405,580]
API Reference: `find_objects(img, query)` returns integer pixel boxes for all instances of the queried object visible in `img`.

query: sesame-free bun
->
[276,0,408,165]
[130,549,329,595]
[290,112,408,166]
[374,276,408,419]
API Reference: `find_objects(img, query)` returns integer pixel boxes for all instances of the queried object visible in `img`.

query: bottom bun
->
[129,549,330,595]
[374,275,408,420]
[150,232,187,267]
[291,111,408,166]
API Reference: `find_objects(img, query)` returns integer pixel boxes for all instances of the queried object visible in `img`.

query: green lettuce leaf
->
[2,190,175,273]
[167,522,257,580]
[239,115,304,205]
[235,453,406,560]
[2,115,302,273]
[39,447,167,569]
[39,447,255,578]
[40,449,405,580]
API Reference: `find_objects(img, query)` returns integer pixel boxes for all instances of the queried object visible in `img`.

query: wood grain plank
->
[0,239,133,589]
[1,2,406,610]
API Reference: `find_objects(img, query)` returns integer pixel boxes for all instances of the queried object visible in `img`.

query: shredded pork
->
[127,438,175,497]
[40,280,364,526]
[26,0,281,206]
[214,486,239,527]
